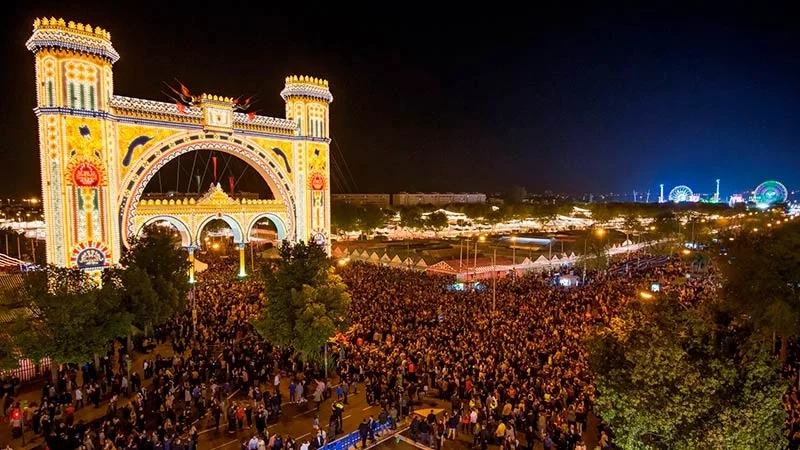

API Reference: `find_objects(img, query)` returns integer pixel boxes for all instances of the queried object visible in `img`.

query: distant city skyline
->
[2,4,800,197]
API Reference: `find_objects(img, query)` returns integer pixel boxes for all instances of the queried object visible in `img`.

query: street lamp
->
[474,235,486,282]
[582,227,605,285]
[510,236,517,266]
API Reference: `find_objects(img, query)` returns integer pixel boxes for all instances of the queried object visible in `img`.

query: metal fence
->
[322,421,392,450]
[1,358,51,383]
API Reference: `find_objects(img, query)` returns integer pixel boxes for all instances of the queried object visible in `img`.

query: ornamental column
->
[186,246,196,284]
[238,242,247,278]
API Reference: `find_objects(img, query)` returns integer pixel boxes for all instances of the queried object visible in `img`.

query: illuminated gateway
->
[27,17,332,271]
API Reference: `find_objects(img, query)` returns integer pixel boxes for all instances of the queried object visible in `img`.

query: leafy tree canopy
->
[120,224,191,326]
[13,265,132,366]
[587,297,786,450]
[425,211,449,232]
[254,241,351,362]
[721,220,800,358]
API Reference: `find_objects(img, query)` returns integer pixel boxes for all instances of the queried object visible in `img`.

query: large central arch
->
[27,17,333,268]
[120,133,296,247]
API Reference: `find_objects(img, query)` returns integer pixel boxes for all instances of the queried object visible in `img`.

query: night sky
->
[3,2,799,199]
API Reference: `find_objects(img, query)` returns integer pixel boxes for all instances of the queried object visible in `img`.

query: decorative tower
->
[659,184,665,203]
[27,18,119,268]
[715,179,720,203]
[280,75,333,250]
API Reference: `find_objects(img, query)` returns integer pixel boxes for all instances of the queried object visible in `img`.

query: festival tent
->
[0,252,27,269]
[415,259,428,268]
[194,258,208,273]
[369,252,380,262]
[390,255,403,266]
[403,257,415,267]
[380,253,391,263]
[332,247,344,258]
[534,255,550,266]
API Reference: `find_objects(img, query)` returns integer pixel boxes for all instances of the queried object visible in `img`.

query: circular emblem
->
[70,241,111,270]
[311,232,327,247]
[310,173,326,191]
[73,162,100,187]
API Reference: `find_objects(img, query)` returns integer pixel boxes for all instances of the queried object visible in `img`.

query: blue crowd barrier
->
[322,421,392,450]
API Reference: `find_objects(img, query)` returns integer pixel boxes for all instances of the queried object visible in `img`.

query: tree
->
[357,205,386,235]
[120,224,191,328]
[587,298,786,450]
[425,211,449,235]
[254,241,350,363]
[721,221,800,360]
[331,202,359,234]
[290,271,351,362]
[398,206,424,230]
[14,265,132,374]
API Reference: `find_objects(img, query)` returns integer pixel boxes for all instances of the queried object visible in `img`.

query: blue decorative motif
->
[123,140,295,243]
[122,135,153,166]
[271,148,292,173]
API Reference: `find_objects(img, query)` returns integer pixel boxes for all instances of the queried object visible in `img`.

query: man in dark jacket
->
[358,419,370,448]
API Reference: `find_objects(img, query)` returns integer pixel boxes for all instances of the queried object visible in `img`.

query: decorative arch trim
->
[119,133,296,246]
[137,215,193,248]
[247,213,287,241]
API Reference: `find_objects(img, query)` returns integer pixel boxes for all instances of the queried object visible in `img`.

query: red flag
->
[229,175,235,196]
[212,156,218,183]
[247,111,256,121]
[176,102,186,114]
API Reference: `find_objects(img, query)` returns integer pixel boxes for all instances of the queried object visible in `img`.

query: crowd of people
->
[3,258,331,450]
[2,250,724,450]
[335,256,719,450]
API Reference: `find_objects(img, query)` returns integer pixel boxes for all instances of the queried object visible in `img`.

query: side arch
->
[196,214,244,245]
[137,215,193,248]
[246,213,288,241]
[119,133,296,247]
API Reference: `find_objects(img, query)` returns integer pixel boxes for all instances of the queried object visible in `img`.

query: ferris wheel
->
[753,180,788,207]
[668,185,694,203]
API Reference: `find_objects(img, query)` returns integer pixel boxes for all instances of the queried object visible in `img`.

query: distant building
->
[392,192,486,206]
[332,194,392,206]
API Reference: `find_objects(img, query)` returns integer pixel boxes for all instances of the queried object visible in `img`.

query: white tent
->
[194,258,208,273]
[534,255,550,266]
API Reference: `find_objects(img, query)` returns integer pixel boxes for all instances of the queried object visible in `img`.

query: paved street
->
[0,342,425,450]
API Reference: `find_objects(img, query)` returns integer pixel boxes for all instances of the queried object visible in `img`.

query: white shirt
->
[300,442,310,450]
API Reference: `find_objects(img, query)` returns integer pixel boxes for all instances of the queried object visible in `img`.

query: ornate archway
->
[137,215,193,248]
[27,17,333,269]
[120,134,296,247]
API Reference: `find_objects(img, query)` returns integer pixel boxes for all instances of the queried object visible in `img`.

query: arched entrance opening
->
[121,137,296,252]
[140,150,276,201]
[137,217,192,248]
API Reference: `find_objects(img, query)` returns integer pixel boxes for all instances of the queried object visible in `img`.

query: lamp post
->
[474,235,486,282]
[492,246,497,311]
[510,236,517,267]
[582,227,605,285]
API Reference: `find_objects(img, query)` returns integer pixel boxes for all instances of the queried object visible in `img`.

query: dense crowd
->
[3,258,331,450]
[2,252,723,450]
[335,257,718,450]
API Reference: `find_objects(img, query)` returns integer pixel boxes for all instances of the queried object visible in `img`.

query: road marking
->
[396,434,427,450]
[209,439,239,450]
[293,408,318,418]
[296,432,311,440]
[361,406,372,411]
[227,388,241,400]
